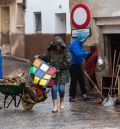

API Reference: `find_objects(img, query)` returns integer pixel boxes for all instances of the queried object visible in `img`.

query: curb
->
[3,55,31,64]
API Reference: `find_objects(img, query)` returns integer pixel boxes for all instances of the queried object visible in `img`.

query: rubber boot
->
[60,98,64,110]
[52,99,58,113]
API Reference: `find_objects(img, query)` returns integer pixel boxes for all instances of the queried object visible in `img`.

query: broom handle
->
[109,50,116,96]
[115,52,120,74]
[84,71,104,98]
[114,65,120,94]
[113,52,120,94]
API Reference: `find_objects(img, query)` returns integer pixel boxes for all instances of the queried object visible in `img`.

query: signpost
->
[71,3,91,29]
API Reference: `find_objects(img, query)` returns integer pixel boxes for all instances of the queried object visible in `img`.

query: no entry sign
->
[71,3,91,29]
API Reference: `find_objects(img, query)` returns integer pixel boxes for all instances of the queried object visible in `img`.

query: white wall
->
[25,0,71,34]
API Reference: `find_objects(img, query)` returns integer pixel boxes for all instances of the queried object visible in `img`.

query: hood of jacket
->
[48,36,66,50]
[77,31,89,44]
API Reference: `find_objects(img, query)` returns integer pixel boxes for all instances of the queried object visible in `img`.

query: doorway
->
[1,6,10,45]
[104,34,120,74]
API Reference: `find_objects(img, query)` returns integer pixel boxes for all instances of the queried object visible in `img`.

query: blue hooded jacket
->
[69,31,90,65]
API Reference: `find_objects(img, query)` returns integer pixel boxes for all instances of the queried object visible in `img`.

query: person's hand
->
[56,66,63,73]
[86,51,91,55]
[59,66,63,71]
[34,55,40,59]
[56,69,60,73]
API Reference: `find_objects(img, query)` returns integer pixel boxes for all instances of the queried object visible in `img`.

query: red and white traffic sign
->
[71,3,91,29]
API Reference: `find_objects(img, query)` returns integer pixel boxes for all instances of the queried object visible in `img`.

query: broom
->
[113,65,120,95]
[102,66,120,107]
[113,52,120,96]
[84,71,104,98]
[102,50,117,107]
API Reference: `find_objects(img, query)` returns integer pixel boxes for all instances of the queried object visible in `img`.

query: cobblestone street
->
[0,57,120,129]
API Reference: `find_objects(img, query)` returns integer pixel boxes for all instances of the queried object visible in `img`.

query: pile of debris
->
[0,69,28,86]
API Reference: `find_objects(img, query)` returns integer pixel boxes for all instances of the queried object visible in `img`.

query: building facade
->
[25,0,71,61]
[0,0,71,61]
[0,0,25,58]
[70,0,120,77]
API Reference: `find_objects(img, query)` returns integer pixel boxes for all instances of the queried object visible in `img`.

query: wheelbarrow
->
[21,84,49,110]
[0,58,56,110]
[0,83,25,108]
[0,83,49,110]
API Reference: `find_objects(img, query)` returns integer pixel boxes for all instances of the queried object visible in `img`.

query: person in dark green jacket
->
[45,36,71,113]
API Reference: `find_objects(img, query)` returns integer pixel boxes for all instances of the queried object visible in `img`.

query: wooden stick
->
[114,65,120,94]
[84,71,104,98]
[109,50,116,96]
[115,52,120,75]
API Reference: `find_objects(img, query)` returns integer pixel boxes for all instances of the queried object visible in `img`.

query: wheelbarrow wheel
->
[21,93,35,110]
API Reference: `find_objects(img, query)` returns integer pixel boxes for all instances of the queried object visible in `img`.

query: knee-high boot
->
[52,99,58,113]
[60,98,64,110]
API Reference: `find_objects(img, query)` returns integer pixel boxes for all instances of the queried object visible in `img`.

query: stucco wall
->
[70,0,120,17]
[0,0,18,34]
[0,0,25,58]
[70,0,120,44]
[25,0,71,34]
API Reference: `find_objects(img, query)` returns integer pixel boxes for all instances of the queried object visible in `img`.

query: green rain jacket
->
[47,36,71,84]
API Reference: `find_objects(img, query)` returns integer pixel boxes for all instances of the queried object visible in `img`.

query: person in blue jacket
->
[69,31,93,102]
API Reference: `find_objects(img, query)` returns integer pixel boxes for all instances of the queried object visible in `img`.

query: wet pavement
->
[0,56,120,129]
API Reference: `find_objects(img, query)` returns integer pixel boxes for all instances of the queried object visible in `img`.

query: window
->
[55,13,66,34]
[34,12,42,32]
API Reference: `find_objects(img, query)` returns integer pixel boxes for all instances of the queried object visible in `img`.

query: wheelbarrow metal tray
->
[0,84,25,108]
[0,84,24,95]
